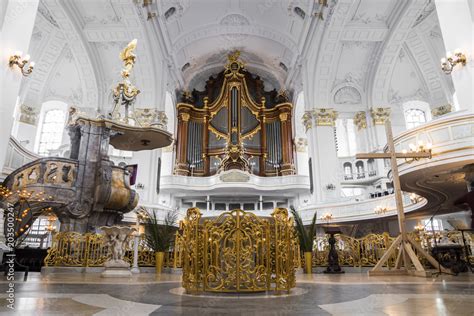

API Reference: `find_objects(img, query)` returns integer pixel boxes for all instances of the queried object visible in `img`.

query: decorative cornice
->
[353,111,367,130]
[314,108,338,126]
[431,104,452,118]
[302,111,313,132]
[370,107,391,125]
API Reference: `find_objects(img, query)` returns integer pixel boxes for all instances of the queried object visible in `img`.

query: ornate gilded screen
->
[174,52,295,177]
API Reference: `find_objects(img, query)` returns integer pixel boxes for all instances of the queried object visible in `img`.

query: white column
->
[311,109,340,202]
[435,0,473,111]
[0,0,39,171]
[369,107,391,176]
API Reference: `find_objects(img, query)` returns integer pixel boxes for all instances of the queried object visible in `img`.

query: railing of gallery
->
[44,231,185,268]
[305,231,474,268]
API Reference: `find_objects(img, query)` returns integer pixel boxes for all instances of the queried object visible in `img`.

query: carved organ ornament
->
[174,52,295,177]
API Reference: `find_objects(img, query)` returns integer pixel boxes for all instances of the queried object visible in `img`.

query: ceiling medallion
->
[219,13,250,43]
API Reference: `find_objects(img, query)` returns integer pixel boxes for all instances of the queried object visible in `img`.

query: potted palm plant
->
[143,208,177,274]
[290,206,317,274]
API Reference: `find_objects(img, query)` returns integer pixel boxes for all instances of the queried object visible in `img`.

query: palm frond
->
[290,206,317,252]
[143,208,177,252]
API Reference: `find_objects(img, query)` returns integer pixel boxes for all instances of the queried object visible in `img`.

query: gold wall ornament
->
[431,104,452,118]
[314,108,338,126]
[181,208,298,293]
[19,104,38,125]
[353,111,367,130]
[9,51,35,77]
[302,111,313,131]
[370,107,391,125]
[295,138,308,152]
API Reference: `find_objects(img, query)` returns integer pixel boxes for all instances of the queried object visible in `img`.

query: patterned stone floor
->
[0,272,473,315]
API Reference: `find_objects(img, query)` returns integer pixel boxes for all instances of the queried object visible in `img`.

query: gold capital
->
[314,108,338,126]
[370,107,391,125]
[302,111,313,132]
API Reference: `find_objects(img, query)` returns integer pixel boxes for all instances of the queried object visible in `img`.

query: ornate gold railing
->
[181,208,299,293]
[44,231,184,268]
[309,231,474,268]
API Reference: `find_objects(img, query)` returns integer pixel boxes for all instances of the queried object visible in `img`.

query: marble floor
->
[0,272,473,315]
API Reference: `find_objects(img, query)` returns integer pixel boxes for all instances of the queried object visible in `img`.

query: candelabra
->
[401,140,432,163]
[414,222,425,232]
[374,206,389,215]
[320,212,333,223]
[409,192,423,204]
[440,49,467,74]
[9,51,35,76]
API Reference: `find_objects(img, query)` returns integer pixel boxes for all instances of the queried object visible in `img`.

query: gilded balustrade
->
[309,231,474,268]
[44,231,184,268]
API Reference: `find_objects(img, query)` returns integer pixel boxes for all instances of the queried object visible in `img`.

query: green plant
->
[143,208,178,252]
[290,206,317,252]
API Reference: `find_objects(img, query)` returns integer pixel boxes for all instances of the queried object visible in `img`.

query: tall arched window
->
[36,101,67,156]
[404,109,426,129]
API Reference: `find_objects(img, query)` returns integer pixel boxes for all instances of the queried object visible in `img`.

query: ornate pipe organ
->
[174,52,295,177]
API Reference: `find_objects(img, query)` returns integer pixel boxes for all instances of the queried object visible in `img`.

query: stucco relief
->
[334,86,361,104]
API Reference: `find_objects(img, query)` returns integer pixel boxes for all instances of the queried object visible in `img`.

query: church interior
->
[0,0,473,315]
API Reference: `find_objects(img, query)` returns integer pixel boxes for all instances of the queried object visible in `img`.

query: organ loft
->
[174,52,295,177]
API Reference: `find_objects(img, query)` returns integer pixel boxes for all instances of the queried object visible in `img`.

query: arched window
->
[36,101,67,156]
[404,108,426,129]
[355,161,364,179]
[165,7,176,20]
[294,7,306,19]
[343,162,353,180]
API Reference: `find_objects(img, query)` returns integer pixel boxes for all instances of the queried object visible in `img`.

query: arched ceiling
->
[147,0,316,91]
[19,0,454,117]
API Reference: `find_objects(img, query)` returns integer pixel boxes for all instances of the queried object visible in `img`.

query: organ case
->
[174,52,295,177]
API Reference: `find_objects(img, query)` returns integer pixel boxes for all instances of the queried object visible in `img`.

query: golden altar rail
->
[44,231,184,268]
[181,208,299,293]
[308,231,474,268]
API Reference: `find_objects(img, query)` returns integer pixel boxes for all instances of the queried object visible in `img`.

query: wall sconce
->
[440,49,467,74]
[325,183,336,191]
[320,212,333,222]
[9,51,35,76]
[409,192,423,204]
[401,140,432,163]
[374,206,389,215]
[414,222,425,232]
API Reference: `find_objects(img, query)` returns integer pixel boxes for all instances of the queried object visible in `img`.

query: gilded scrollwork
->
[181,208,297,293]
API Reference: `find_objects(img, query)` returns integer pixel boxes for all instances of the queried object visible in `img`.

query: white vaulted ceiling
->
[149,0,316,91]
[19,0,453,116]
